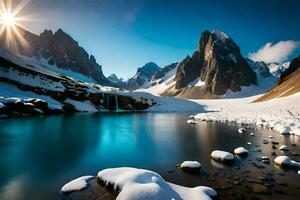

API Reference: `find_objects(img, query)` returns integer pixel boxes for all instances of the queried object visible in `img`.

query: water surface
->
[0,113,299,200]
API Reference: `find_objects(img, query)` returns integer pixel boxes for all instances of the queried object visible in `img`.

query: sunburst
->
[0,0,32,52]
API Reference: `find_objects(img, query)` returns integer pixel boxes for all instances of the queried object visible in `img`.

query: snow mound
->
[61,176,94,193]
[234,147,249,155]
[98,167,217,200]
[180,161,202,170]
[211,150,234,162]
[64,99,98,112]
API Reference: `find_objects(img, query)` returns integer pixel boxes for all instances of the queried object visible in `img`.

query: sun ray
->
[0,0,32,53]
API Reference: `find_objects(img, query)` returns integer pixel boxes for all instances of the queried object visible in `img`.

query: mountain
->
[162,30,257,98]
[268,62,290,77]
[0,48,154,118]
[254,55,300,102]
[126,62,161,90]
[108,73,123,84]
[1,27,113,86]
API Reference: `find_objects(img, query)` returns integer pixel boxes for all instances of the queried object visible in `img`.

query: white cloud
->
[248,40,299,63]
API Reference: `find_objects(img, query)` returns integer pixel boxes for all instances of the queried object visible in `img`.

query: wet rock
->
[253,183,270,194]
[279,145,289,151]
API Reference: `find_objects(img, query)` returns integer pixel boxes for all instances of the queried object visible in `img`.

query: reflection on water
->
[0,112,299,200]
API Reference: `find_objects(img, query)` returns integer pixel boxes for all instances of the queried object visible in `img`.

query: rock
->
[187,119,197,124]
[279,145,289,151]
[174,30,257,97]
[211,150,234,162]
[238,128,246,133]
[274,156,292,167]
[234,147,249,155]
[253,183,270,194]
[263,140,269,144]
[250,133,254,136]
[179,161,202,172]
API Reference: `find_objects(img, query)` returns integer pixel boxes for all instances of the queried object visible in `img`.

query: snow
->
[64,99,98,112]
[98,167,216,200]
[193,93,300,135]
[180,161,202,169]
[274,156,292,167]
[61,176,94,193]
[0,82,63,110]
[0,66,66,92]
[212,30,229,43]
[279,145,289,151]
[0,102,5,109]
[238,128,246,133]
[137,67,178,96]
[211,150,234,162]
[187,119,197,124]
[130,92,204,112]
[234,147,249,155]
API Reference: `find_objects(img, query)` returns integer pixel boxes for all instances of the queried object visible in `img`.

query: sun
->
[0,0,33,52]
[0,11,16,27]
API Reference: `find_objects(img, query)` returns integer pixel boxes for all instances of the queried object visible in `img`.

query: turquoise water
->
[0,113,299,200]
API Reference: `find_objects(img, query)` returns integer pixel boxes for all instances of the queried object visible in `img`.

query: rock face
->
[8,28,112,86]
[126,62,161,90]
[254,55,300,102]
[174,30,257,96]
[151,62,178,82]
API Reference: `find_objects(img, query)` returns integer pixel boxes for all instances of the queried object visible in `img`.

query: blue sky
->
[24,0,300,78]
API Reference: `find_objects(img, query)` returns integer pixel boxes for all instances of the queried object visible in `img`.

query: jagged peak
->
[212,30,229,42]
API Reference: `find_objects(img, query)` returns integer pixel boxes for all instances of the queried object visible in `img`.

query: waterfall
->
[115,94,119,111]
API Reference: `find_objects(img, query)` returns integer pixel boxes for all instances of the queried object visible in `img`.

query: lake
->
[0,113,299,200]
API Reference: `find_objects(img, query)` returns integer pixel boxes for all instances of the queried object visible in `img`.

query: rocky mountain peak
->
[136,62,161,78]
[12,28,113,85]
[175,30,257,96]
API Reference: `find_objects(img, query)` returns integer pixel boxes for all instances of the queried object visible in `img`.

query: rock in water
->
[179,161,202,172]
[234,147,249,155]
[211,150,234,162]
[279,145,289,151]
[274,156,292,167]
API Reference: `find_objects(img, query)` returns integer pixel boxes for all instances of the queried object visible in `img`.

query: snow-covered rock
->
[279,145,289,151]
[61,176,94,193]
[234,147,249,155]
[238,128,246,133]
[98,167,217,200]
[179,161,202,172]
[211,150,234,162]
[274,156,292,167]
[187,119,198,124]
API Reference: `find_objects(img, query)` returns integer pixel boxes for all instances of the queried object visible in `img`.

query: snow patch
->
[98,167,217,200]
[61,176,94,193]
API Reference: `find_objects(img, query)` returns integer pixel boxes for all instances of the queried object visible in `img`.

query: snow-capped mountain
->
[267,62,290,77]
[125,62,161,90]
[2,27,113,86]
[0,48,154,118]
[255,55,300,101]
[169,30,257,98]
[142,30,280,99]
[108,73,124,84]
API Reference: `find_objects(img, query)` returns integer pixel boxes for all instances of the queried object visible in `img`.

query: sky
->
[18,0,300,78]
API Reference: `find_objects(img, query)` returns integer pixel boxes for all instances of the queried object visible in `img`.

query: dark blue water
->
[0,113,299,200]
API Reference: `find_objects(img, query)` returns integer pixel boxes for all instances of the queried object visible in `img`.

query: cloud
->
[248,40,299,63]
